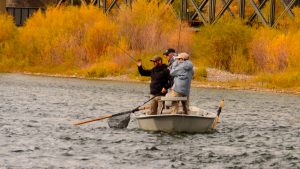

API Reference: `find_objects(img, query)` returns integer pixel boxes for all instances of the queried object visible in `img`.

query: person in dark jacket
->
[137,56,171,115]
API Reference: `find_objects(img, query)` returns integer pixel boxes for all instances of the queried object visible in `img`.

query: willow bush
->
[249,27,288,73]
[286,8,300,72]
[252,8,300,88]
[18,7,117,69]
[0,14,18,71]
[193,18,255,74]
[116,0,193,54]
[2,1,192,76]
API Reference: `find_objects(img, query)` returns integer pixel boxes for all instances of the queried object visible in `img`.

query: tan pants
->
[148,95,162,115]
[167,90,189,114]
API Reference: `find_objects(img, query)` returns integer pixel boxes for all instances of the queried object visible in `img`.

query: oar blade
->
[213,99,225,129]
[212,116,219,129]
[220,100,225,108]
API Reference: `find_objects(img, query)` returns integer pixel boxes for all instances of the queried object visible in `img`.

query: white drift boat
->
[135,97,218,133]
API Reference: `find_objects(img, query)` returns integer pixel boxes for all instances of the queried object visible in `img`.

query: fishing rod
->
[177,19,182,53]
[113,43,137,63]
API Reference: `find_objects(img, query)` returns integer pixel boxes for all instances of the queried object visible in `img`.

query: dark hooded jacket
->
[138,64,171,96]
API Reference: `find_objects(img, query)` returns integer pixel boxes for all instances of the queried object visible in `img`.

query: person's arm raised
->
[137,59,151,76]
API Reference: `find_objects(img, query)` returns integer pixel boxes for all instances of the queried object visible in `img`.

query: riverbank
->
[1,5,300,96]
[18,68,300,95]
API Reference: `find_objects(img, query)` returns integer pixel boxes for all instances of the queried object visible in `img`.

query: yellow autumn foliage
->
[18,6,117,69]
[117,0,193,53]
[1,2,192,76]
[0,2,299,90]
[0,14,16,43]
[85,60,120,77]
[193,18,255,73]
[249,27,288,73]
[287,31,300,70]
[0,14,18,71]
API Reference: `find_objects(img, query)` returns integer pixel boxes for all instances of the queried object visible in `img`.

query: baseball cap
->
[163,48,176,56]
[150,56,162,62]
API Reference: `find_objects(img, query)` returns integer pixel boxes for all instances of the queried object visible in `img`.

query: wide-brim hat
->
[175,52,189,60]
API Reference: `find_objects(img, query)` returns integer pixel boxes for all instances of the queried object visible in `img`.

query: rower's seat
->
[158,96,187,114]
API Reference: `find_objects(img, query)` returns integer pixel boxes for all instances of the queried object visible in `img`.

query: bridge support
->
[8,0,299,27]
[56,0,297,28]
[239,0,245,19]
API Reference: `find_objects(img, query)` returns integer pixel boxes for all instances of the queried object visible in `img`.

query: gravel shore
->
[205,68,252,82]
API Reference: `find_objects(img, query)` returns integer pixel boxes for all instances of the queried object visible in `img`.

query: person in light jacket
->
[169,52,194,114]
[163,48,177,70]
[163,48,177,88]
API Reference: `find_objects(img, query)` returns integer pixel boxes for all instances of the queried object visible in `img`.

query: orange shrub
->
[193,18,254,73]
[12,3,194,74]
[0,14,18,71]
[18,6,116,69]
[85,60,120,77]
[255,71,300,88]
[249,27,288,73]
[116,0,193,53]
[0,14,16,43]
[84,20,118,63]
[287,31,300,71]
[250,13,300,88]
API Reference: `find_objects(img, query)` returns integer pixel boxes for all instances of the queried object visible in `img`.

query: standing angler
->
[163,48,177,70]
[169,52,194,114]
[163,48,177,88]
[137,56,171,115]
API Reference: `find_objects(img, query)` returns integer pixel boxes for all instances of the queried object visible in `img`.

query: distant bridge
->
[5,0,300,27]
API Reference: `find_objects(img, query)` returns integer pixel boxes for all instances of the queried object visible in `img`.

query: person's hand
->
[137,59,142,66]
[178,58,184,63]
[161,88,167,94]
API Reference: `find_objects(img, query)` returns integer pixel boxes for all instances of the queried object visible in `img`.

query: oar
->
[74,96,157,126]
[213,100,225,129]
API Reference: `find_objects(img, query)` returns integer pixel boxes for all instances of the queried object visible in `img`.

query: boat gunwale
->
[135,114,216,119]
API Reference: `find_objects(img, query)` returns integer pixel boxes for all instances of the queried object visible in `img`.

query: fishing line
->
[177,19,182,53]
[114,43,137,63]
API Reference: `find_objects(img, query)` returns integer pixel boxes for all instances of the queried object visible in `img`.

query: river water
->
[0,74,299,169]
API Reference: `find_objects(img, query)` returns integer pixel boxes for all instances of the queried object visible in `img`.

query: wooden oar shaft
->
[74,114,112,125]
[74,96,157,126]
[74,110,134,126]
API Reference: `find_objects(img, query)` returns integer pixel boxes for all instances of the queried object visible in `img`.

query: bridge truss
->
[56,0,299,27]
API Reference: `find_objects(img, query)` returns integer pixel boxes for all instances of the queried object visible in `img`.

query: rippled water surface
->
[0,74,299,169]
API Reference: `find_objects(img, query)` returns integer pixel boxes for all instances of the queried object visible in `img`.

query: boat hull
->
[135,114,216,133]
